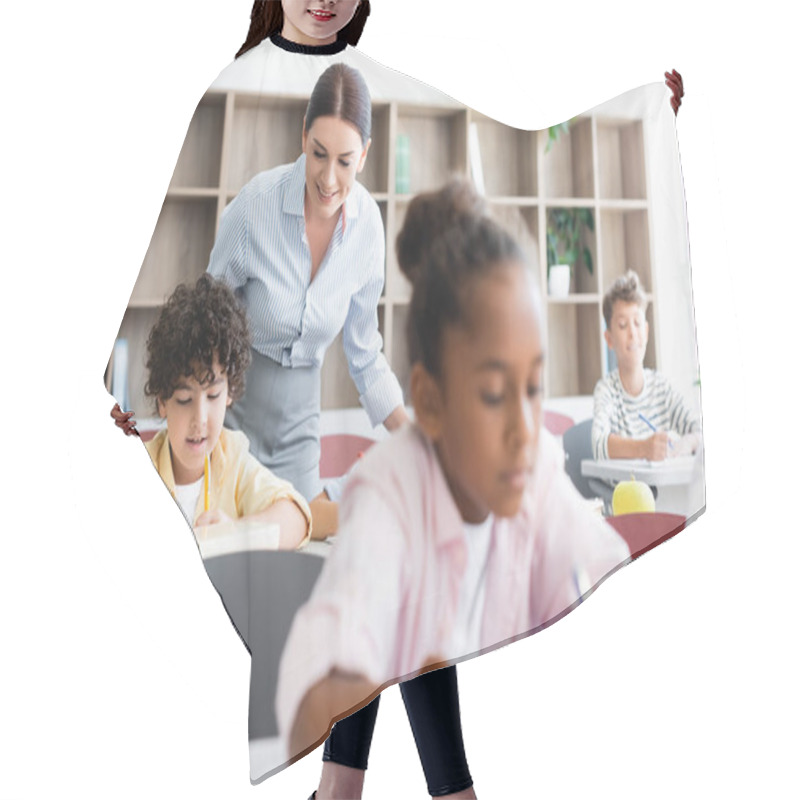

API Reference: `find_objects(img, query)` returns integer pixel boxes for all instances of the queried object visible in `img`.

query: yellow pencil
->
[203,452,210,512]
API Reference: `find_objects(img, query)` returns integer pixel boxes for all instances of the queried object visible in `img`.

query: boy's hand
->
[110,403,139,437]
[642,432,670,461]
[672,433,700,457]
[194,509,232,528]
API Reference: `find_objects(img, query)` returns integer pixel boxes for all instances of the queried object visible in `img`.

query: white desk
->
[195,519,334,560]
[581,455,705,518]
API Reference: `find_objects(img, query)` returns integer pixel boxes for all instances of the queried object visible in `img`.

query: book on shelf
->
[109,338,129,410]
[395,133,410,194]
[468,122,485,196]
[602,319,618,376]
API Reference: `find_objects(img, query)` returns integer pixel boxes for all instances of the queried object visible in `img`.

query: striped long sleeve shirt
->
[592,369,701,459]
[207,154,402,427]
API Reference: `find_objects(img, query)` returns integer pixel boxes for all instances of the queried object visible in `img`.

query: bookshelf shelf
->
[112,88,659,418]
[166,187,222,199]
[548,294,602,304]
[168,94,225,190]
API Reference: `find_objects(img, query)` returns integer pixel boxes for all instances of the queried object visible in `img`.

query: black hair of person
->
[305,63,371,146]
[236,1,371,58]
[396,179,526,380]
[144,275,252,410]
[602,269,647,328]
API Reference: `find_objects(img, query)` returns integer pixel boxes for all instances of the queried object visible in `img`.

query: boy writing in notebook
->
[592,270,701,461]
[143,275,311,547]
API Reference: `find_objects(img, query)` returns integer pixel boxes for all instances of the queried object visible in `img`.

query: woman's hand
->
[310,492,339,540]
[665,69,684,115]
[382,405,410,432]
[110,402,139,437]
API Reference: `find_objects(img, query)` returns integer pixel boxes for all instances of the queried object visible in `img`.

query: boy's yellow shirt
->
[146,427,312,544]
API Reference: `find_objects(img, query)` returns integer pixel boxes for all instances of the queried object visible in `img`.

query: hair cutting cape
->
[108,35,704,784]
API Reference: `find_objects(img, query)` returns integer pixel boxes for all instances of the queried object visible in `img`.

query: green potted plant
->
[546,208,594,297]
[546,120,572,153]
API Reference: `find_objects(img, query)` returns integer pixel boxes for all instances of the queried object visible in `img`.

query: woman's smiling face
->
[281,1,361,46]
[302,115,370,220]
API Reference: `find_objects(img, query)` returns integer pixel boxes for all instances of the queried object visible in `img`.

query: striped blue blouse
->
[208,154,403,427]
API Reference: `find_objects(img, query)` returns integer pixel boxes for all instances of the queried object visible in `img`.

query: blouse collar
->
[270,32,348,56]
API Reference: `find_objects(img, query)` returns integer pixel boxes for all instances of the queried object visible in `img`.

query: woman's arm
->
[341,208,405,428]
[382,405,409,431]
[207,189,250,290]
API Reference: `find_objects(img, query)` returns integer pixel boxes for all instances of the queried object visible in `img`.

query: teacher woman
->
[208,62,407,503]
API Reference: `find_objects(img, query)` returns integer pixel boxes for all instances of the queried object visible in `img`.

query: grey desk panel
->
[204,550,324,739]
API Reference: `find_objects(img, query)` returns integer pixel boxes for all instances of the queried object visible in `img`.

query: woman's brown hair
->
[305,63,371,146]
[236,1,371,59]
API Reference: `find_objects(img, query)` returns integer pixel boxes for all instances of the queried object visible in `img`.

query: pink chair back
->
[543,410,574,436]
[319,434,377,479]
[607,512,686,560]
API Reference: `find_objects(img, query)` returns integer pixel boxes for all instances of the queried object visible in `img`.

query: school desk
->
[197,520,329,780]
[580,455,705,518]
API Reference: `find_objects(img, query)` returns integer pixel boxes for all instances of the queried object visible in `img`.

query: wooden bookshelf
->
[112,89,659,418]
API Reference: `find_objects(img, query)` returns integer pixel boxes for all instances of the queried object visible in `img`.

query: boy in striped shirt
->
[592,271,701,461]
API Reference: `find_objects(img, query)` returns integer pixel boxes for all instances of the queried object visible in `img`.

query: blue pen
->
[638,412,674,448]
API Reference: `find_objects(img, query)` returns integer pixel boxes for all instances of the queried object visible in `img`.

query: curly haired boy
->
[144,275,311,546]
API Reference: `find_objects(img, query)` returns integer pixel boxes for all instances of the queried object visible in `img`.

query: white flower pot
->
[548,264,571,297]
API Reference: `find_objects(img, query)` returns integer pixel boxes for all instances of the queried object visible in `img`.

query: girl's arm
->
[277,478,407,746]
[289,670,378,757]
[533,434,631,621]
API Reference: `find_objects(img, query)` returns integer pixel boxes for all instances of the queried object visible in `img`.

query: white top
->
[173,477,203,525]
[210,36,460,107]
[451,514,494,656]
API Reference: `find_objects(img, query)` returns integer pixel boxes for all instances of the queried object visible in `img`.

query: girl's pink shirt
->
[277,423,630,738]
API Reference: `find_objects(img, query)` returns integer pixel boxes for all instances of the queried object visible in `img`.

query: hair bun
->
[396,178,486,286]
